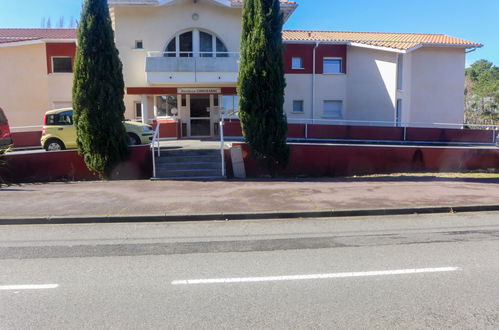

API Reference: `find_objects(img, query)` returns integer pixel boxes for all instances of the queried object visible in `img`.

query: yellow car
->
[41,108,154,151]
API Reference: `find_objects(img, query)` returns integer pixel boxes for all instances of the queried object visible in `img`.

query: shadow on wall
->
[345,50,395,123]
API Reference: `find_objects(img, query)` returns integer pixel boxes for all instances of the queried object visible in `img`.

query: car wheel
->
[127,133,141,146]
[45,139,65,151]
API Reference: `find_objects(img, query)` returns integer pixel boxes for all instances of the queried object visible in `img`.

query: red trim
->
[284,44,314,74]
[284,44,347,74]
[127,87,238,95]
[45,43,76,74]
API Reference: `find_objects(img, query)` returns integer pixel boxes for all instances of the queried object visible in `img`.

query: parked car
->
[41,108,154,151]
[0,107,13,147]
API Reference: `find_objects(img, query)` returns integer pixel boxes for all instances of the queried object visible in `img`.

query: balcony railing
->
[146,51,240,73]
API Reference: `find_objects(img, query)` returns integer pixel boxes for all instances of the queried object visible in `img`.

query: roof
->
[0,28,76,45]
[282,30,482,52]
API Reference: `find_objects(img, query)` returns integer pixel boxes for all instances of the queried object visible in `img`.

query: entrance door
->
[190,94,212,137]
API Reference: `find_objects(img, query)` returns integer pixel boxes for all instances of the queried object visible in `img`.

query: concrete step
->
[156,161,221,170]
[159,149,220,157]
[151,176,226,181]
[155,168,223,178]
[156,155,221,164]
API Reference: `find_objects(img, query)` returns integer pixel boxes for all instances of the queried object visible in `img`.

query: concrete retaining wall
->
[229,143,499,178]
[0,145,152,183]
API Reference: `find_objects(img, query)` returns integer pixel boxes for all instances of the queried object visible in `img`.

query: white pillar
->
[141,95,149,124]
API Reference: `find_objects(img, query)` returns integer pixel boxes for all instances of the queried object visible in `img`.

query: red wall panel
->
[1,145,152,183]
[233,143,499,178]
[45,43,77,74]
[11,131,42,148]
[284,44,348,75]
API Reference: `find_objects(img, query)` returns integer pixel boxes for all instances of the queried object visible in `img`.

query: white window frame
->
[323,57,343,74]
[292,100,304,113]
[165,29,229,58]
[291,57,303,69]
[51,56,73,74]
[323,100,343,118]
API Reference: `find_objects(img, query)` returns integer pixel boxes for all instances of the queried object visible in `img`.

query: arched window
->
[165,29,228,58]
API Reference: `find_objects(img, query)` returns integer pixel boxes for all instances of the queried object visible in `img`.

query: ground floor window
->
[156,95,178,117]
[134,102,142,119]
[221,95,239,116]
[323,100,343,118]
[292,100,304,113]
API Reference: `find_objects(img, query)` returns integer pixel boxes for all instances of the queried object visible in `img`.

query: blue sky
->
[0,0,497,66]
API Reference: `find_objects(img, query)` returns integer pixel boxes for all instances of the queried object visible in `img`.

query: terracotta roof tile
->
[0,28,76,45]
[282,30,482,50]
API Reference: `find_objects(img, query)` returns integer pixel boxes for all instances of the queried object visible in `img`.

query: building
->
[0,29,76,127]
[0,0,482,137]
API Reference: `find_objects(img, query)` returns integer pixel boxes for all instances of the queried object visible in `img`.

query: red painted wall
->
[11,131,42,148]
[231,143,499,178]
[151,121,180,139]
[284,44,347,74]
[46,43,77,74]
[0,145,152,183]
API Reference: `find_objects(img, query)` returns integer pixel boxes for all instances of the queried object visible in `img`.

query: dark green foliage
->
[464,59,499,126]
[72,0,129,178]
[238,0,289,173]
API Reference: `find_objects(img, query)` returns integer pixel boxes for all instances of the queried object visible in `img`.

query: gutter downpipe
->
[311,41,320,132]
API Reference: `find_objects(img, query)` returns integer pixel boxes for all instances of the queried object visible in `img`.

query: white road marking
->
[0,284,59,291]
[172,267,459,285]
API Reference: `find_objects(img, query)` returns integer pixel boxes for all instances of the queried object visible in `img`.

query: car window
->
[46,111,73,126]
[0,109,7,126]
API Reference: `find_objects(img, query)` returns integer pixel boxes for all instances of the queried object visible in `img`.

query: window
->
[323,100,343,118]
[292,57,303,69]
[52,57,72,73]
[323,58,343,74]
[222,95,239,116]
[397,54,404,90]
[156,96,178,117]
[46,110,73,126]
[292,100,304,113]
[135,40,143,49]
[165,29,229,58]
[135,102,142,118]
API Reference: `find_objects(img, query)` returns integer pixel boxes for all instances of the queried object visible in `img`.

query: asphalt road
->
[0,212,498,329]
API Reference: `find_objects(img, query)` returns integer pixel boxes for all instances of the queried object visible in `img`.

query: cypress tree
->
[238,0,289,174]
[73,0,129,179]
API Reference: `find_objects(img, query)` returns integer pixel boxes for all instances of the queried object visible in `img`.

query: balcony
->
[145,51,240,85]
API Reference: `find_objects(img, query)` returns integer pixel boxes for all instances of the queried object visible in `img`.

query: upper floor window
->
[52,57,73,73]
[292,57,303,69]
[323,58,343,74]
[165,29,229,58]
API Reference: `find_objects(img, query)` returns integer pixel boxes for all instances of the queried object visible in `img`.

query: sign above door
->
[177,88,221,94]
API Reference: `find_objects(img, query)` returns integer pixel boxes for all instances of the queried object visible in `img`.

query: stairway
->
[152,148,225,180]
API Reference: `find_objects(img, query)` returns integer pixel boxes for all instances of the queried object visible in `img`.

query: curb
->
[1,204,499,226]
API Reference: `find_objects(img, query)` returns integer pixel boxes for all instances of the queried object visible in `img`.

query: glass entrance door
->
[189,94,211,137]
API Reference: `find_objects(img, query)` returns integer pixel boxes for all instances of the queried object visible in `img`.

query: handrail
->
[285,118,499,130]
[150,123,160,178]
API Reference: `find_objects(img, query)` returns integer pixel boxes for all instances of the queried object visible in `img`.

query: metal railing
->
[284,118,499,145]
[150,123,161,178]
[147,51,240,58]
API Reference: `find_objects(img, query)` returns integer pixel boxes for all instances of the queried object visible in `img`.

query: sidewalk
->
[1,177,499,223]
